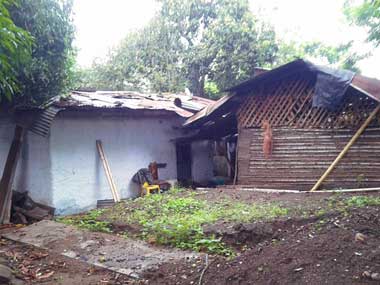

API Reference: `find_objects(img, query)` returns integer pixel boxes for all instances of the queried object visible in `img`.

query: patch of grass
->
[326,195,380,211]
[56,209,111,233]
[344,196,380,207]
[101,188,289,256]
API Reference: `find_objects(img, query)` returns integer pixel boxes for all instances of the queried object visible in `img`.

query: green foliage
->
[274,40,366,72]
[9,0,75,104]
[80,0,278,97]
[103,189,288,256]
[344,195,380,207]
[0,0,32,101]
[80,0,364,98]
[345,0,380,46]
[204,81,220,99]
[325,194,380,212]
[57,209,112,233]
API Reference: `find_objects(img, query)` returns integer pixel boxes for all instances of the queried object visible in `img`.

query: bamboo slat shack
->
[184,59,380,191]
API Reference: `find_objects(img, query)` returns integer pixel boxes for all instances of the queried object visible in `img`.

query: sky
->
[73,0,379,78]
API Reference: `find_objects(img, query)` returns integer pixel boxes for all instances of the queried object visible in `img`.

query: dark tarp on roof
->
[228,59,355,112]
[308,62,355,111]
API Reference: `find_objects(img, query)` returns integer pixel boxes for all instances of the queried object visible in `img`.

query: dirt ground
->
[0,236,135,284]
[141,190,380,284]
[1,188,380,284]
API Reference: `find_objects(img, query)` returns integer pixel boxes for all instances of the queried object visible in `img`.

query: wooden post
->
[96,140,120,202]
[233,131,239,185]
[0,126,24,223]
[310,104,380,192]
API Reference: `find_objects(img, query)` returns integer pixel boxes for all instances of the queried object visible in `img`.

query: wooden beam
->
[233,130,240,185]
[96,140,120,202]
[0,126,24,224]
[310,104,380,192]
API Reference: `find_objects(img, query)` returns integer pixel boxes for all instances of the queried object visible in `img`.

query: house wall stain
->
[47,114,184,214]
[0,112,214,215]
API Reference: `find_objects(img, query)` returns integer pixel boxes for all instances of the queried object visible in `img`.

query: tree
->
[80,0,364,98]
[0,0,32,101]
[9,0,75,104]
[80,0,278,97]
[345,0,380,46]
[273,40,367,72]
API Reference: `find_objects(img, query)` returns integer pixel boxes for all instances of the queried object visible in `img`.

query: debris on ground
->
[0,238,135,284]
[11,191,54,224]
[2,220,199,279]
[2,188,380,284]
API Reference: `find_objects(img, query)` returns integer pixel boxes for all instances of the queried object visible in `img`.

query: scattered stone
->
[80,240,97,249]
[129,272,140,279]
[0,264,12,283]
[355,233,367,243]
[63,250,77,258]
[294,267,303,272]
[371,273,380,281]
[362,271,372,278]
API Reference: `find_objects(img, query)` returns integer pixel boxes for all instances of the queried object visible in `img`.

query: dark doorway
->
[176,143,192,186]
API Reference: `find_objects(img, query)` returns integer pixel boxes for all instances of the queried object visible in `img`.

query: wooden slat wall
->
[237,76,379,130]
[237,127,380,190]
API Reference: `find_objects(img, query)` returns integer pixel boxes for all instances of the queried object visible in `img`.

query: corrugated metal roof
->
[21,91,214,137]
[185,59,380,127]
[53,91,214,118]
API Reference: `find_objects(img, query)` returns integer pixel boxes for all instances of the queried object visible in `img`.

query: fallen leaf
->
[37,271,55,280]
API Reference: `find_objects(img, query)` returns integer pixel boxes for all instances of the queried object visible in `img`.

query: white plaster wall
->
[1,113,215,215]
[191,140,214,184]
[21,132,52,205]
[46,114,184,215]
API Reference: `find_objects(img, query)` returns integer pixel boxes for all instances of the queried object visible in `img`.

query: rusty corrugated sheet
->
[55,91,213,118]
[185,59,380,127]
[29,106,63,137]
[238,127,380,190]
[21,91,214,137]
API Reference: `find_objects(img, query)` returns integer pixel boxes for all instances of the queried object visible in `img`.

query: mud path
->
[3,220,199,279]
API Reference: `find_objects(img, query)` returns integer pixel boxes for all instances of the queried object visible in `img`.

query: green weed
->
[344,196,380,207]
[58,188,289,256]
[56,209,112,233]
[109,190,288,256]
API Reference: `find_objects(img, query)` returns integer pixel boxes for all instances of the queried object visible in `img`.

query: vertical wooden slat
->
[0,126,24,224]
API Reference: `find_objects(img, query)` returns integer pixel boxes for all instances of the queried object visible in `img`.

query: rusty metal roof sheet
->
[53,91,214,118]
[185,59,380,127]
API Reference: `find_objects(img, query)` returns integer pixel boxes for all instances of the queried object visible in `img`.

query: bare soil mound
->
[144,206,380,285]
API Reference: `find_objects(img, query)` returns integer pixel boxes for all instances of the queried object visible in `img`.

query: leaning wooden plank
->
[96,140,117,202]
[100,143,120,202]
[96,140,120,202]
[310,104,380,192]
[0,126,24,224]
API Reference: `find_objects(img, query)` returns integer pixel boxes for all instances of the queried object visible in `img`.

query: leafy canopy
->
[0,0,32,101]
[9,0,75,105]
[79,0,365,98]
[274,40,367,73]
[79,0,278,97]
[345,0,380,46]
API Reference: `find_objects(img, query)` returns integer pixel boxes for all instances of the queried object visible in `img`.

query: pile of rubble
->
[11,192,54,224]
